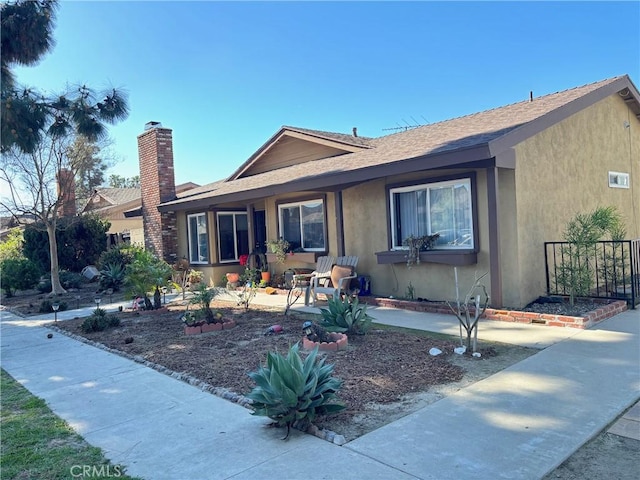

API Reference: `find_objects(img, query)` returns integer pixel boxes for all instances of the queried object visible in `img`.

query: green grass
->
[0,369,142,480]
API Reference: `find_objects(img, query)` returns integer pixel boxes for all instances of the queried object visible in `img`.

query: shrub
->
[557,206,626,305]
[39,300,68,313]
[0,258,41,297]
[97,245,136,271]
[37,279,51,294]
[81,308,121,333]
[247,344,345,439]
[23,215,110,273]
[59,270,83,289]
[189,284,218,323]
[320,296,373,335]
[99,263,126,291]
[0,227,24,262]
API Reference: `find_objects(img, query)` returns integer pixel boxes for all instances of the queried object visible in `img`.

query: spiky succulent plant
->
[320,296,372,335]
[247,344,345,439]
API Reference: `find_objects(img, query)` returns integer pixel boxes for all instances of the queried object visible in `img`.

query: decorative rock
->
[472,352,482,358]
[454,346,467,355]
[333,434,347,446]
[429,347,442,356]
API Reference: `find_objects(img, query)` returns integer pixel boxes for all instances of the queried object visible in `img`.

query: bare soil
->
[2,284,637,479]
[1,283,535,441]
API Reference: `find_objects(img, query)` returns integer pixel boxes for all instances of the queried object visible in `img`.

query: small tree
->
[124,248,172,310]
[557,206,625,305]
[446,268,490,353]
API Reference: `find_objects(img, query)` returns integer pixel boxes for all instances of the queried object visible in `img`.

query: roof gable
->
[227,126,372,180]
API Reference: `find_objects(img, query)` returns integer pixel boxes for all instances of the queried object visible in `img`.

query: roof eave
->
[158,144,492,212]
[488,75,640,156]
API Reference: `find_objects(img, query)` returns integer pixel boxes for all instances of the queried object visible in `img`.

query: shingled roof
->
[159,75,640,213]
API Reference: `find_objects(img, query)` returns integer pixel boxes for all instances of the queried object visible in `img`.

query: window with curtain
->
[278,199,325,251]
[390,178,474,249]
[217,212,249,262]
[187,213,209,264]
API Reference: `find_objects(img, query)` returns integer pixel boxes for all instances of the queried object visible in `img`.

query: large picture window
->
[187,213,209,264]
[217,212,249,262]
[278,199,325,251]
[390,178,474,250]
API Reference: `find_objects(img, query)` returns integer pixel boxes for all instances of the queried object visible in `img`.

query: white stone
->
[454,346,467,355]
[429,348,443,356]
[472,352,482,358]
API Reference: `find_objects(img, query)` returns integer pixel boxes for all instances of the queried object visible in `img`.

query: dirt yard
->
[2,283,637,477]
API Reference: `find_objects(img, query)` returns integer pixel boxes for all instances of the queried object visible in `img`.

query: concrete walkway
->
[1,293,638,479]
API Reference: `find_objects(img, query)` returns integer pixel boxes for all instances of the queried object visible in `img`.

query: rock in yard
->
[429,347,443,356]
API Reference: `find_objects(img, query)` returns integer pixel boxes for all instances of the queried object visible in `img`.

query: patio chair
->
[290,255,335,306]
[310,263,358,307]
[309,256,359,291]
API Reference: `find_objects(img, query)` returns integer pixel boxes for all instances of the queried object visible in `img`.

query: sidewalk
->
[1,293,638,479]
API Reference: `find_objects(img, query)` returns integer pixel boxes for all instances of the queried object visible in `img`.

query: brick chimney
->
[57,168,77,217]
[137,122,178,262]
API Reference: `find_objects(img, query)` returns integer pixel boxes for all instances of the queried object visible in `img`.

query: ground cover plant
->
[0,369,140,480]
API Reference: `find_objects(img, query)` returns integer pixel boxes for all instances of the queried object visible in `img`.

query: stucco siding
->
[513,94,640,305]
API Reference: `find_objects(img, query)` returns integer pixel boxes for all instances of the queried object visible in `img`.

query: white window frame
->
[187,213,209,264]
[216,211,248,263]
[278,199,326,252]
[389,178,474,250]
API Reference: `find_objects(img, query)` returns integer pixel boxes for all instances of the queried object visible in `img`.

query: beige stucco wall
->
[512,94,640,306]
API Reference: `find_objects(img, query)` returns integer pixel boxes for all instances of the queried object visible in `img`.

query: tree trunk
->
[154,286,161,309]
[47,223,66,295]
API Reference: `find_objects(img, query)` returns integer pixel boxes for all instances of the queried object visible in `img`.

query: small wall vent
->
[608,171,630,189]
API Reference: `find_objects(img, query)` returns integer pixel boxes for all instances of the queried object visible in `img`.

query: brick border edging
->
[360,297,628,329]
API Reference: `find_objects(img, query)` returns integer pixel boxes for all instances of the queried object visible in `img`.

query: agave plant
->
[320,296,373,335]
[247,344,345,439]
[99,262,126,291]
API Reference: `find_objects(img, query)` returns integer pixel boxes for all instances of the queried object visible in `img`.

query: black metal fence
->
[544,239,640,308]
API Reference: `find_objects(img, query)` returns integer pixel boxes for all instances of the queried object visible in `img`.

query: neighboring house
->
[81,183,198,248]
[136,75,640,308]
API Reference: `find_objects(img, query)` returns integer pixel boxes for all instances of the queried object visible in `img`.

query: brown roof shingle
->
[159,75,639,211]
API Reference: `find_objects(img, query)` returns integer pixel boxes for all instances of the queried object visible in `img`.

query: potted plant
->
[258,252,271,283]
[402,233,440,267]
[266,238,290,264]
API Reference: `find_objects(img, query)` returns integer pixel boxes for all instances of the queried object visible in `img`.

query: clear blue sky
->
[13,1,640,186]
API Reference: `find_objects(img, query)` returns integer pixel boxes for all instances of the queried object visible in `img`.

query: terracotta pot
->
[261,271,271,283]
[302,333,348,351]
[226,273,240,283]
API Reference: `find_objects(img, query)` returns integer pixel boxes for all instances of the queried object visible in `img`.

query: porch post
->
[246,203,255,253]
[486,166,503,307]
[334,191,345,256]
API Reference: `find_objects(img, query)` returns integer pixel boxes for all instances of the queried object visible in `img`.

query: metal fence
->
[544,239,640,308]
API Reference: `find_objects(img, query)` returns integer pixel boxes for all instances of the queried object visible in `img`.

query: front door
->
[253,210,266,253]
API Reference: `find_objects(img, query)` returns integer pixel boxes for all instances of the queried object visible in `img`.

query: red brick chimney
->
[137,122,178,262]
[57,168,77,217]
